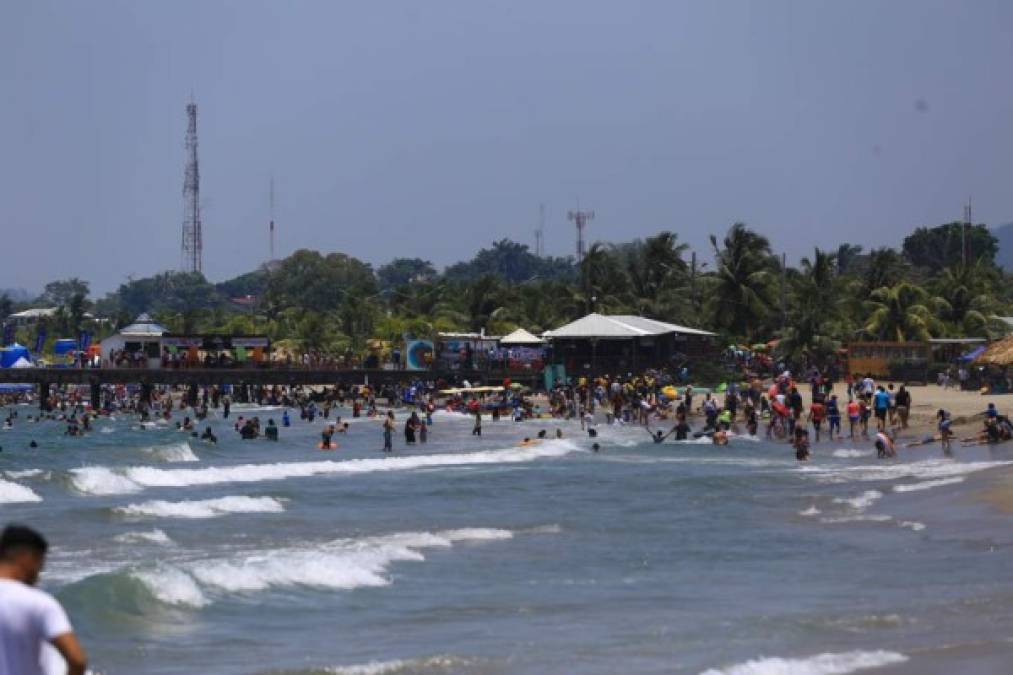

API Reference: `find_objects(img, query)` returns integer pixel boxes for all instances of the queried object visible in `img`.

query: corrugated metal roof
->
[544,313,716,339]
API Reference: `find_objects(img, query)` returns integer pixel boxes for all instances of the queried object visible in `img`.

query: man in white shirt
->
[0,524,87,675]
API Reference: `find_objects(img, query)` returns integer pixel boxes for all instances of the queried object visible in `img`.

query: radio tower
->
[181,99,203,274]
[568,207,594,264]
[269,176,276,262]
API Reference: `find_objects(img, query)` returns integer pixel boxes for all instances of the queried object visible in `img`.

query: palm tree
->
[930,259,1000,336]
[709,223,776,339]
[779,247,840,366]
[863,282,943,341]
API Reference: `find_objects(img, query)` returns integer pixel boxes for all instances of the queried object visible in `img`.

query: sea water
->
[2,404,1013,674]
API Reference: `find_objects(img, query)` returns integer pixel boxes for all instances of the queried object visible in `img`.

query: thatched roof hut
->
[976,335,1013,367]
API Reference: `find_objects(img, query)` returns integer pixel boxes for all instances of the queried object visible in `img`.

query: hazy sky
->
[3,0,1013,295]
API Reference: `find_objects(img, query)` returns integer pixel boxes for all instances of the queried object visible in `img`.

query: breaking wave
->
[142,441,199,463]
[114,496,285,519]
[0,478,42,503]
[69,441,579,496]
[68,527,518,610]
[700,649,908,675]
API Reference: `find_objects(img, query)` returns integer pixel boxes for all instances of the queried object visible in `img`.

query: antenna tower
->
[535,203,545,257]
[269,176,276,262]
[181,100,203,274]
[568,208,595,264]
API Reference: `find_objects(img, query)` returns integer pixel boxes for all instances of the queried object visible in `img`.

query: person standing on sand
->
[0,525,88,675]
[894,386,911,429]
[472,410,482,437]
[873,386,890,432]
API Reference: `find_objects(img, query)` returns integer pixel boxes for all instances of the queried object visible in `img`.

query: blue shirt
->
[874,390,890,411]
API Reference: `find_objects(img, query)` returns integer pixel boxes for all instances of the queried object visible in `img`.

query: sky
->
[2,0,1013,295]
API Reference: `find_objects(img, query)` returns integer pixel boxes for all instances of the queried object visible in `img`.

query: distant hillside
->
[997,222,1013,271]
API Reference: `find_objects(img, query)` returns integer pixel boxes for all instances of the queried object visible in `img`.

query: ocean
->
[2,404,1013,674]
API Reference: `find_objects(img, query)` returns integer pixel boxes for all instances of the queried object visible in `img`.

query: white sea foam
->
[70,441,579,495]
[700,649,908,675]
[99,426,115,434]
[820,515,893,524]
[3,468,44,478]
[832,449,873,459]
[114,529,175,545]
[799,459,1013,485]
[892,477,965,493]
[441,528,513,542]
[142,441,199,463]
[69,467,144,495]
[0,478,42,503]
[799,506,821,517]
[115,496,285,519]
[833,490,883,511]
[899,521,926,531]
[131,566,209,607]
[322,655,471,674]
[127,527,517,608]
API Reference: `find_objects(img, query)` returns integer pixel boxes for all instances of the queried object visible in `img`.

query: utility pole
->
[962,197,972,266]
[181,98,203,274]
[535,203,545,257]
[269,176,276,262]
[780,252,787,327]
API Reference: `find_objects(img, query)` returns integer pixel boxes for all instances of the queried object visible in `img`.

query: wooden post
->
[90,381,101,411]
[39,381,50,411]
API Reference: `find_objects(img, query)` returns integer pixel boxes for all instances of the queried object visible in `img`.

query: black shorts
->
[875,408,887,420]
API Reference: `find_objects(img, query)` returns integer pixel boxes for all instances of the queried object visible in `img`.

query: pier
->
[0,367,542,411]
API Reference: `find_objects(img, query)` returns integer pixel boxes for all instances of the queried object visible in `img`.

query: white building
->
[99,313,168,368]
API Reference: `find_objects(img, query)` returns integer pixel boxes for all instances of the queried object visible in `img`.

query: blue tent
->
[959,345,986,362]
[0,344,30,368]
[54,339,78,356]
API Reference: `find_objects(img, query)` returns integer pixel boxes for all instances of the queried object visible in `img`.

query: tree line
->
[2,222,1010,367]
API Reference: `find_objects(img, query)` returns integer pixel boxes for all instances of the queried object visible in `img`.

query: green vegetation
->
[3,222,1012,367]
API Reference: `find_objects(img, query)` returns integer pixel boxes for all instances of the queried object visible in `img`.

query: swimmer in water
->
[793,427,810,461]
[875,429,896,458]
[646,426,674,444]
[712,430,729,446]
[592,443,601,452]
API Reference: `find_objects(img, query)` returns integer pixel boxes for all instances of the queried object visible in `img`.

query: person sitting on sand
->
[201,426,217,444]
